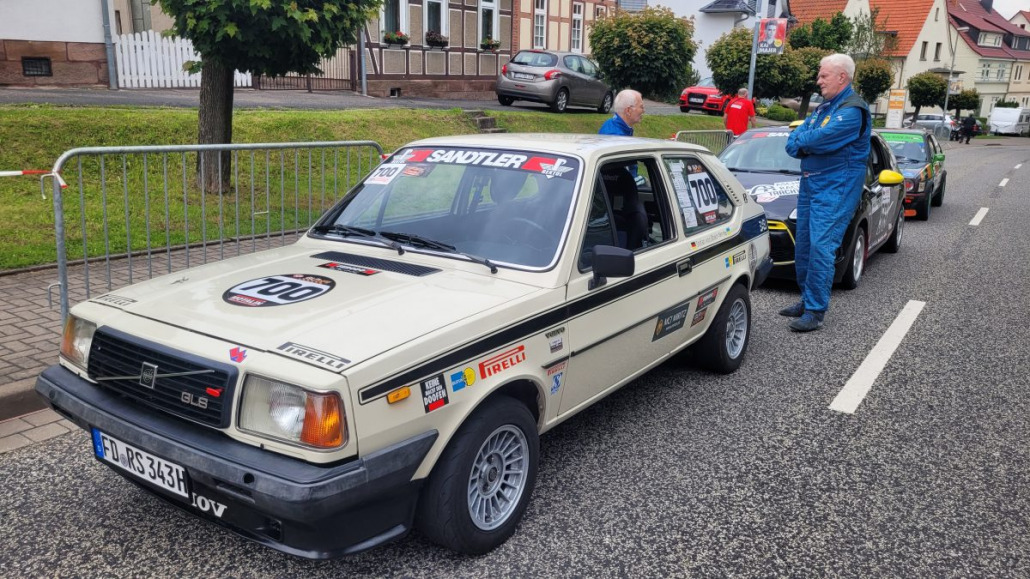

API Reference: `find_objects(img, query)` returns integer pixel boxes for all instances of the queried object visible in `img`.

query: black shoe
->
[789,311,824,332]
[778,302,804,318]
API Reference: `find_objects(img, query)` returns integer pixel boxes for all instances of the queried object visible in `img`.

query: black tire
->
[931,175,945,207]
[839,224,866,290]
[695,283,751,374]
[597,91,614,114]
[497,95,514,106]
[883,208,903,254]
[416,396,539,555]
[915,190,931,220]
[551,88,569,113]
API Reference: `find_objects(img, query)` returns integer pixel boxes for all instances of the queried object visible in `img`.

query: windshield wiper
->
[379,230,498,273]
[749,168,802,175]
[312,224,405,254]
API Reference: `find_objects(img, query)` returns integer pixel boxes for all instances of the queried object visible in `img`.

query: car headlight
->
[238,375,347,449]
[60,315,96,370]
[789,208,797,221]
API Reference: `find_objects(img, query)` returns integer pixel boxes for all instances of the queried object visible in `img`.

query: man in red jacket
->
[724,88,756,136]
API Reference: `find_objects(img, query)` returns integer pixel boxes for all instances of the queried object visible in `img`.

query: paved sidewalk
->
[0,408,77,454]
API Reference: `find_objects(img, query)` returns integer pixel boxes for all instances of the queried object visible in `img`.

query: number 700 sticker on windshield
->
[365,163,405,185]
[223,274,336,307]
[686,171,719,214]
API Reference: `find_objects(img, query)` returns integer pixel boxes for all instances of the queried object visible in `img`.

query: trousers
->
[793,175,863,312]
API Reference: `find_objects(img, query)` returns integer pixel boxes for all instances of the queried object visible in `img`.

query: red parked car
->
[679,77,733,115]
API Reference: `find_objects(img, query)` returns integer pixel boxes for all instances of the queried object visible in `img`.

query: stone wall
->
[0,40,108,86]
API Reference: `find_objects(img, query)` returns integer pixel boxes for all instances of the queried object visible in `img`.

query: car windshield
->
[697,77,716,88]
[511,51,558,67]
[879,133,926,162]
[717,130,801,174]
[314,147,579,270]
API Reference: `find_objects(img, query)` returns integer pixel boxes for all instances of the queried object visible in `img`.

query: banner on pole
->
[757,18,787,55]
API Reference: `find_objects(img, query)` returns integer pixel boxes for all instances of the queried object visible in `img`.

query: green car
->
[875,129,947,221]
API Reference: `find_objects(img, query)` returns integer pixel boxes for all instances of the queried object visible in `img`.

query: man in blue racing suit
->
[782,53,870,332]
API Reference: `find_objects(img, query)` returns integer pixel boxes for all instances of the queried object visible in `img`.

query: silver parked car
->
[496,50,614,113]
[902,113,957,138]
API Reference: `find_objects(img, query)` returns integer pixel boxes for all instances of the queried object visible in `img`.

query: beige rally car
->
[37,134,771,558]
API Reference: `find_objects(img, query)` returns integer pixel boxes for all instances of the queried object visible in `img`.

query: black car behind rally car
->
[717,126,906,289]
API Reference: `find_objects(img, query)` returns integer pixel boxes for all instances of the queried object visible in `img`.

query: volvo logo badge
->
[139,362,158,389]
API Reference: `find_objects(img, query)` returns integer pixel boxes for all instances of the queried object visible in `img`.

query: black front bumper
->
[36,365,437,559]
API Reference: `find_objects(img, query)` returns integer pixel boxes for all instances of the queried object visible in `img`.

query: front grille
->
[769,230,795,263]
[88,327,237,428]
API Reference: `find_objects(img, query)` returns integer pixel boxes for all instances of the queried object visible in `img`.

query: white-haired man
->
[599,89,644,136]
[782,53,871,332]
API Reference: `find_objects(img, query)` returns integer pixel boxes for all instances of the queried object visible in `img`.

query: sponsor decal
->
[547,361,567,395]
[91,294,136,307]
[690,226,733,250]
[449,367,477,392]
[724,249,748,268]
[478,345,526,379]
[749,180,800,203]
[546,327,565,353]
[703,211,717,224]
[420,374,449,412]
[392,148,578,179]
[318,261,380,276]
[748,243,757,272]
[229,346,247,363]
[691,308,707,327]
[697,288,718,310]
[191,493,227,518]
[523,157,575,179]
[276,342,350,371]
[223,274,335,307]
[402,164,431,177]
[427,149,528,168]
[653,302,690,341]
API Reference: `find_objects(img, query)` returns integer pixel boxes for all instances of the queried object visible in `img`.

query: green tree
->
[707,28,808,101]
[589,7,698,102]
[906,71,947,118]
[854,58,893,106]
[792,46,830,117]
[949,89,981,116]
[156,0,376,187]
[788,12,852,51]
[845,8,898,60]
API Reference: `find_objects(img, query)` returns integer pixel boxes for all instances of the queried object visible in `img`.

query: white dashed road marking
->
[1016,164,1022,169]
[969,208,989,226]
[830,300,926,415]
[1000,178,1009,187]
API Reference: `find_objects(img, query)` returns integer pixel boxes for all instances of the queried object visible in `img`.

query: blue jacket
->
[786,85,870,177]
[599,114,633,136]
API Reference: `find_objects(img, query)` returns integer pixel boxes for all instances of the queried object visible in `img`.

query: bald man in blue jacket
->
[782,53,870,332]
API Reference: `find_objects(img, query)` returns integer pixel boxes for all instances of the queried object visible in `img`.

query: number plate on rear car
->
[92,428,189,498]
[512,72,534,80]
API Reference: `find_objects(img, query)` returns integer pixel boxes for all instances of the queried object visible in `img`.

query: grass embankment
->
[0,104,722,270]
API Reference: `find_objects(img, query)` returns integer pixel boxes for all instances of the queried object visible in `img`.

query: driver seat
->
[600,167,648,250]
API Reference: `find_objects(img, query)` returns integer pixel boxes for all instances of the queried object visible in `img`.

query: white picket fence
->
[114,31,252,88]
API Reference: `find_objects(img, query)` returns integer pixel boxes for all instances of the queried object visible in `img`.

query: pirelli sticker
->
[478,345,526,379]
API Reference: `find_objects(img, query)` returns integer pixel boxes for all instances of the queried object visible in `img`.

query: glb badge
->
[139,362,158,389]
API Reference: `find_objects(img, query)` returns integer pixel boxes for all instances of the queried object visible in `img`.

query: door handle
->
[677,259,692,276]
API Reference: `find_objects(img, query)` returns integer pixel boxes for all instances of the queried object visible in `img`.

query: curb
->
[0,378,49,423]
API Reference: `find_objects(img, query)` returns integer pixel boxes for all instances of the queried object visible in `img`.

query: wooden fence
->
[114,31,253,89]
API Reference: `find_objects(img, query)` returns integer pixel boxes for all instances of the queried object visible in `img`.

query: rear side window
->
[663,157,734,237]
[512,51,558,67]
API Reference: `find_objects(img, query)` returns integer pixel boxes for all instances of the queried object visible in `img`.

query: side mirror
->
[933,153,945,162]
[589,245,634,290]
[878,169,904,186]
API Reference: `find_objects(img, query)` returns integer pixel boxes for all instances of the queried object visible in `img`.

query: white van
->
[988,107,1030,136]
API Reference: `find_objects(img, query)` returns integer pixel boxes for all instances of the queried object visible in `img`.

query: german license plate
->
[688,96,705,104]
[92,428,189,498]
[512,72,533,80]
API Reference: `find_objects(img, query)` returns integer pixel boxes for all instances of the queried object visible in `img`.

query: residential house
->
[510,0,618,55]
[0,0,112,86]
[1011,10,1030,31]
[664,0,793,80]
[1008,10,1030,106]
[945,0,1030,114]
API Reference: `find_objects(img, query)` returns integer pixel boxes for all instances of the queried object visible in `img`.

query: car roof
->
[403,133,712,160]
[514,49,583,58]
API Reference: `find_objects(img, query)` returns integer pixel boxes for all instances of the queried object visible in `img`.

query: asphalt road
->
[0,86,685,115]
[3,140,1029,576]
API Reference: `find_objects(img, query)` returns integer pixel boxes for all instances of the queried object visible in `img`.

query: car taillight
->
[501,64,507,75]
[544,69,561,80]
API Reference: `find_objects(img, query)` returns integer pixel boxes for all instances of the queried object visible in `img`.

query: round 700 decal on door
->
[36,134,772,559]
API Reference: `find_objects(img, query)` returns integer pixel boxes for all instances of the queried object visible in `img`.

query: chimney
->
[981,0,993,13]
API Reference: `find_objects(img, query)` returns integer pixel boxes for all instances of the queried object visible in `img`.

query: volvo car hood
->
[94,246,540,369]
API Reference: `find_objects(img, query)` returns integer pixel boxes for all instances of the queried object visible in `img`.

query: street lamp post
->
[942,25,970,120]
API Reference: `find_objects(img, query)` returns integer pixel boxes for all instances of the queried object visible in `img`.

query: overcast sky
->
[990,0,1026,19]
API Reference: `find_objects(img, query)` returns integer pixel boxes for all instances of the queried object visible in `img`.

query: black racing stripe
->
[358,262,677,403]
[357,214,768,404]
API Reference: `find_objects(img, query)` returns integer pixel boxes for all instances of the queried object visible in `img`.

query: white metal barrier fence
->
[114,31,253,88]
[48,141,384,320]
[671,130,736,156]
